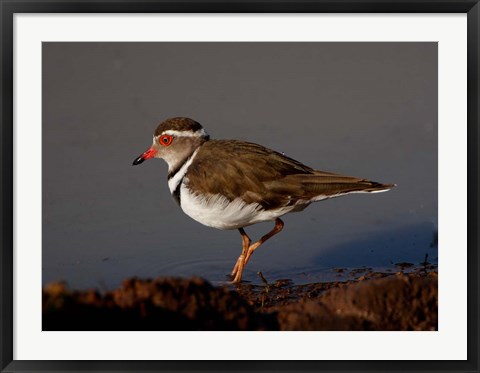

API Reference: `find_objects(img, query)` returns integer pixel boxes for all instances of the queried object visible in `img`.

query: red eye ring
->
[159,135,173,146]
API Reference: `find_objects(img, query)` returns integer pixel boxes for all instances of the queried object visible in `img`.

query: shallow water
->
[42,42,437,289]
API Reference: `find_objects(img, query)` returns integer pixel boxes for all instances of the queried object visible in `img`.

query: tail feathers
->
[362,181,396,193]
[302,179,395,197]
[271,172,396,200]
[262,172,395,207]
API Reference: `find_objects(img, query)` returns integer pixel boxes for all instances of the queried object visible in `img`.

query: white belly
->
[179,183,294,230]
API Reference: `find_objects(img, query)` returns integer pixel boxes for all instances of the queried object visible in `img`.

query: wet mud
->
[43,264,437,331]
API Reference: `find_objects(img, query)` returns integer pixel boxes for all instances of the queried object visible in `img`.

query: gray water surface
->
[42,42,437,289]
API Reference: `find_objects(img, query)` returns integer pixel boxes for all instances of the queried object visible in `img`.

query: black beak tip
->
[132,156,144,166]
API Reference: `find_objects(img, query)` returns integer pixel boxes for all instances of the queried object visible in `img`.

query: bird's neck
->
[166,137,207,179]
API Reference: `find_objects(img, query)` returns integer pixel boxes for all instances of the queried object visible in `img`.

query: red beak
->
[132,147,157,166]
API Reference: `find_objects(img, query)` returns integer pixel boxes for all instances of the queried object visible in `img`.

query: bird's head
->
[133,117,209,173]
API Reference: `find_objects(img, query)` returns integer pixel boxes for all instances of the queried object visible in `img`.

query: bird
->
[133,117,394,283]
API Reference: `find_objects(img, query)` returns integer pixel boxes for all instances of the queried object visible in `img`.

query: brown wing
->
[265,172,394,204]
[187,140,393,209]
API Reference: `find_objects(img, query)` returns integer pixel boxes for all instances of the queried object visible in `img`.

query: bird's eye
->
[159,135,173,146]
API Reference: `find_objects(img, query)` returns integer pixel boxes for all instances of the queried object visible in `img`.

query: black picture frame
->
[1,1,478,372]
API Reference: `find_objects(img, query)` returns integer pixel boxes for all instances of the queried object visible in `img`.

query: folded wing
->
[187,140,394,209]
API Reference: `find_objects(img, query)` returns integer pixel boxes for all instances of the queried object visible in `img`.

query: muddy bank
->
[43,267,437,331]
[273,272,437,331]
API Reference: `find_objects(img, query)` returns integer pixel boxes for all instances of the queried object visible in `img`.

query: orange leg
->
[231,218,285,283]
[231,228,251,279]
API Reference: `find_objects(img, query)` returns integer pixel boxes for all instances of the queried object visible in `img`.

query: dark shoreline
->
[43,266,437,331]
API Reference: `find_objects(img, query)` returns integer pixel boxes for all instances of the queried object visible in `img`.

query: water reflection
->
[42,42,437,290]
